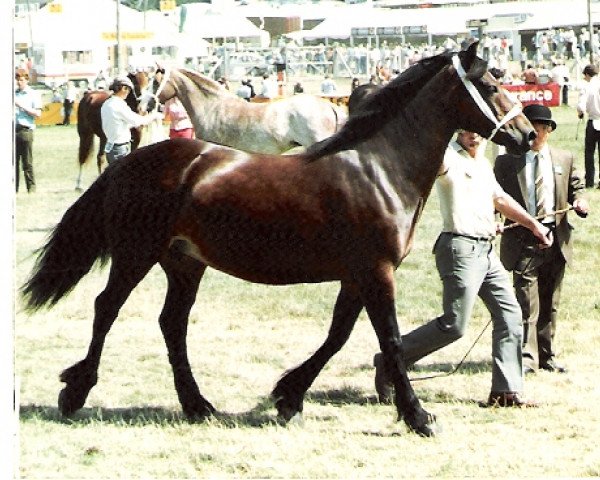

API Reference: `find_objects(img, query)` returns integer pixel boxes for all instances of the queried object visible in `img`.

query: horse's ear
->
[459,41,487,80]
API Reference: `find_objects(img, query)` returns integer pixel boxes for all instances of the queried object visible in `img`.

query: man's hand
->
[573,198,590,218]
[532,222,553,249]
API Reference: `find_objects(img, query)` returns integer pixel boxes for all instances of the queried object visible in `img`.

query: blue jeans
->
[106,142,131,165]
[401,233,524,393]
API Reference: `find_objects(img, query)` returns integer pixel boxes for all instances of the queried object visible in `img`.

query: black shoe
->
[373,353,394,404]
[539,360,567,373]
[484,392,539,408]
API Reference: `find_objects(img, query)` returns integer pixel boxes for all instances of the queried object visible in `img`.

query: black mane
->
[305,51,455,161]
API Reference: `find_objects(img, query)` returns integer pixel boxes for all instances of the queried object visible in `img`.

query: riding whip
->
[501,205,576,231]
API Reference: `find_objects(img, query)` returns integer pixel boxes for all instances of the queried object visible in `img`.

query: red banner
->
[503,82,561,107]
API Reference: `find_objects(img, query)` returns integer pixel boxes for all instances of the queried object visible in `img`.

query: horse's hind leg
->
[272,283,363,421]
[159,246,214,418]
[58,258,155,416]
[97,138,107,174]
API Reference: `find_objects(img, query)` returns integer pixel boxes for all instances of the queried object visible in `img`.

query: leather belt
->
[443,232,494,242]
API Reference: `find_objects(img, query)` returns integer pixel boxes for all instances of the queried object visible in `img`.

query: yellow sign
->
[48,2,63,13]
[101,31,155,41]
[160,0,176,11]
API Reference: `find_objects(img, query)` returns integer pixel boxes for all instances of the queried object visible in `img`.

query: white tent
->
[180,4,269,46]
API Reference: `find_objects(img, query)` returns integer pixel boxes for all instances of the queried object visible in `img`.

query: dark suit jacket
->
[494,147,585,270]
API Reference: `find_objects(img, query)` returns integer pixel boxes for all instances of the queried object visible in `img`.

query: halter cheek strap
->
[451,55,522,141]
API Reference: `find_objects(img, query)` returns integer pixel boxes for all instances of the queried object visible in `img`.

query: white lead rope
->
[451,55,522,141]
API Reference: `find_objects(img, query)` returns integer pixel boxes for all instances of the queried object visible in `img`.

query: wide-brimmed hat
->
[522,104,557,131]
[110,75,134,91]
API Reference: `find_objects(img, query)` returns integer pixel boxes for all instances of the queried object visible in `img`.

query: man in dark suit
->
[494,104,589,374]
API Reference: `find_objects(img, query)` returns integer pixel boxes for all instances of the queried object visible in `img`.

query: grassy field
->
[14,106,600,478]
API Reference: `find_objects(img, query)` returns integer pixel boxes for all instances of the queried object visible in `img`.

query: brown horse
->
[75,72,149,189]
[22,44,534,436]
[138,68,347,153]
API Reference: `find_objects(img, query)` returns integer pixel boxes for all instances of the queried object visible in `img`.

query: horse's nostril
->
[528,131,537,142]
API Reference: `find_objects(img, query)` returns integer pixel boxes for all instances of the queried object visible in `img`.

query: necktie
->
[534,154,547,218]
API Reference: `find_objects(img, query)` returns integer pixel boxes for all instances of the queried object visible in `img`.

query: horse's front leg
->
[272,282,363,422]
[357,265,438,437]
[158,248,215,418]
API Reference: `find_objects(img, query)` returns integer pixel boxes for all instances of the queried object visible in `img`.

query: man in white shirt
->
[100,75,162,164]
[576,64,600,188]
[374,131,552,408]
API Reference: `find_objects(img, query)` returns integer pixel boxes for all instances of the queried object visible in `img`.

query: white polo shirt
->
[436,141,505,238]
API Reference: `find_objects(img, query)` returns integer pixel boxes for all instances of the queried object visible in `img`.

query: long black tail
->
[21,175,111,311]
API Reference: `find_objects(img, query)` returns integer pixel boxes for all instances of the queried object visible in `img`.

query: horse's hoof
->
[412,419,442,437]
[58,388,84,417]
[182,401,215,420]
[286,412,304,426]
[274,397,302,423]
[409,413,441,437]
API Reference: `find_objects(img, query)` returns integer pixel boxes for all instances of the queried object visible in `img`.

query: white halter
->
[451,54,522,141]
[140,68,171,112]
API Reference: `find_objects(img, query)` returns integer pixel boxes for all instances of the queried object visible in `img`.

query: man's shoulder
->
[549,146,573,162]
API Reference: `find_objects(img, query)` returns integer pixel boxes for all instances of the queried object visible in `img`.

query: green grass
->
[14,108,600,478]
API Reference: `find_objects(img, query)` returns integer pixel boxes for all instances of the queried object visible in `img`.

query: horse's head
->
[125,72,149,112]
[452,43,535,154]
[138,69,175,113]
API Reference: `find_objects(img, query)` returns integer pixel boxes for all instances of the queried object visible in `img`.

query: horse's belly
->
[170,223,352,285]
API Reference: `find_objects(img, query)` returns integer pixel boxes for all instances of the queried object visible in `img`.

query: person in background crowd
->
[14,68,41,193]
[320,74,337,95]
[551,60,570,106]
[62,81,78,126]
[100,75,162,164]
[152,68,165,94]
[577,64,600,188]
[245,77,256,99]
[522,64,539,85]
[236,80,252,101]
[258,73,278,99]
[373,130,552,408]
[164,97,194,139]
[495,104,589,375]
[351,77,360,92]
[293,82,304,94]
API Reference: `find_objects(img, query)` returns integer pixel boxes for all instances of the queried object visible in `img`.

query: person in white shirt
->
[258,74,278,99]
[576,64,600,187]
[373,131,552,408]
[62,81,78,125]
[100,75,162,164]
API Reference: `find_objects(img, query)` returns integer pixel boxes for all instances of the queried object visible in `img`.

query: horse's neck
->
[175,73,235,136]
[373,69,460,195]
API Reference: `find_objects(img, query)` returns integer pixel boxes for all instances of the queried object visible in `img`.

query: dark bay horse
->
[75,72,148,189]
[138,68,347,153]
[22,44,534,437]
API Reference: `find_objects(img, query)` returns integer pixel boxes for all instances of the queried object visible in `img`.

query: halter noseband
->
[451,54,522,141]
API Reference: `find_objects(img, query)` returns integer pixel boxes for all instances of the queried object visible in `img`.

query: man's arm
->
[494,193,553,247]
